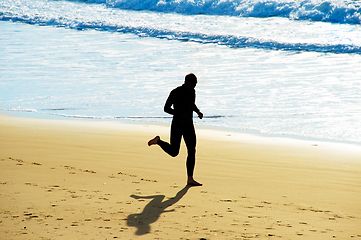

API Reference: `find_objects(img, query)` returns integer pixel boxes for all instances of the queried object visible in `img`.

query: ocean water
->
[1,0,361,144]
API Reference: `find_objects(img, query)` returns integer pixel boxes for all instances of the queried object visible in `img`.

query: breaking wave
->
[75,0,361,24]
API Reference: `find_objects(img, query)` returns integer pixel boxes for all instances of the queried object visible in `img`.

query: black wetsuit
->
[157,84,200,177]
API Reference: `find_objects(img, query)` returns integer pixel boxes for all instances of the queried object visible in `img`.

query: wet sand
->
[1,113,361,239]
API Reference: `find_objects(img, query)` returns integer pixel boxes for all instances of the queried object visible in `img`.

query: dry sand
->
[1,113,361,239]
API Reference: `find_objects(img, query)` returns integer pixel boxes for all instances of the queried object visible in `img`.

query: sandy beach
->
[0,113,360,239]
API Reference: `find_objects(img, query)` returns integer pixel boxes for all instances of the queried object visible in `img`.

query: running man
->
[148,73,203,186]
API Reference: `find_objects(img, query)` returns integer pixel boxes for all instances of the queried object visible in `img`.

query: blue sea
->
[1,0,361,144]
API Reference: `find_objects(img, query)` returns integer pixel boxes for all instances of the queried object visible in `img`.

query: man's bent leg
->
[157,120,182,157]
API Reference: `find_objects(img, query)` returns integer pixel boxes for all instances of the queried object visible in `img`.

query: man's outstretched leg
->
[184,124,202,187]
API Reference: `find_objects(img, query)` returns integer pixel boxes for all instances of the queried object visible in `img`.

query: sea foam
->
[1,0,361,54]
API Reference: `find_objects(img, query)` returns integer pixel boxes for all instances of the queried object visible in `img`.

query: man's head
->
[184,73,197,89]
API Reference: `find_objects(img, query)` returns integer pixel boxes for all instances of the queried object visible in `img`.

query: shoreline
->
[2,109,360,148]
[1,113,361,239]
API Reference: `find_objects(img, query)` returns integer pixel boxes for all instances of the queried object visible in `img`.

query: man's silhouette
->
[148,73,203,186]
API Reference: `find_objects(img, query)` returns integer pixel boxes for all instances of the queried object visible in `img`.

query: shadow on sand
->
[127,185,191,235]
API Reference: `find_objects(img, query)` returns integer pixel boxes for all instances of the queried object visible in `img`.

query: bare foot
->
[148,136,160,146]
[187,177,202,186]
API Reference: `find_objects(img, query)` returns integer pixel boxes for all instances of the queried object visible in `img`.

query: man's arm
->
[193,104,203,119]
[164,92,175,115]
